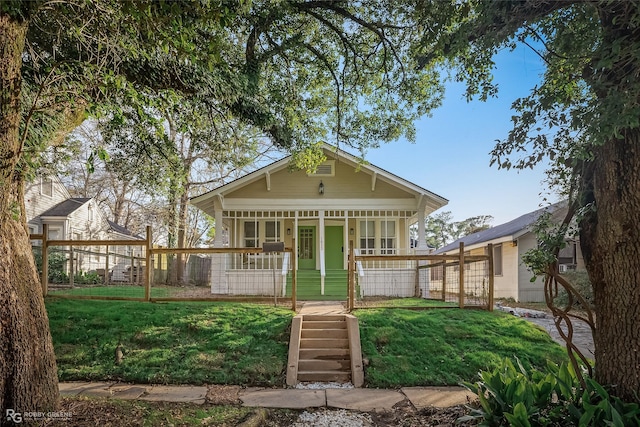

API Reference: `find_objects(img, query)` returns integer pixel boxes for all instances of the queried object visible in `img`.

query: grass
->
[46,298,293,386]
[48,285,175,298]
[60,397,256,426]
[355,308,568,388]
[47,298,568,389]
[357,297,458,308]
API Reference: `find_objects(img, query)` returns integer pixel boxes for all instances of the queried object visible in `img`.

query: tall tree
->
[0,0,248,414]
[414,1,640,400]
[1,0,440,411]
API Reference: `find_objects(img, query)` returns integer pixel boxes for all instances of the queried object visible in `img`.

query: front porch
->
[209,208,429,299]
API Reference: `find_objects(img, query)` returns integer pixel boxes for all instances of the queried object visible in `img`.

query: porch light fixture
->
[318,181,325,195]
[349,228,354,235]
[287,228,291,235]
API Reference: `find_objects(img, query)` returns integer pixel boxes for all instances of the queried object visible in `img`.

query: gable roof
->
[107,220,142,239]
[191,143,448,212]
[435,201,567,253]
[39,198,91,217]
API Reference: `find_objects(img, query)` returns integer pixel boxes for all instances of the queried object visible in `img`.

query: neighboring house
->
[25,175,141,280]
[191,144,448,298]
[434,202,584,302]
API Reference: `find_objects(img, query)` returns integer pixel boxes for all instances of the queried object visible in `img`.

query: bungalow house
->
[434,202,584,302]
[25,175,141,280]
[191,144,448,299]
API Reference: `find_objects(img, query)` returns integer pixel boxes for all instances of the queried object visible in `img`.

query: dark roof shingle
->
[40,198,90,217]
[435,201,567,253]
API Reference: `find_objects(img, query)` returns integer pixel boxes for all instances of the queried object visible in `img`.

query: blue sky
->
[364,45,559,226]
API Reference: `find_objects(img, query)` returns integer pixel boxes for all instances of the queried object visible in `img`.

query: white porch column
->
[213,210,224,248]
[210,196,227,294]
[319,210,325,295]
[416,196,428,251]
[416,196,429,298]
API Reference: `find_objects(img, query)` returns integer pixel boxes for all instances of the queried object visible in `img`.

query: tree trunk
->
[0,14,60,420]
[580,129,640,402]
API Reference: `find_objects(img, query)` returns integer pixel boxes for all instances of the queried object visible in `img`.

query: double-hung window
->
[244,221,259,248]
[380,220,396,254]
[359,220,375,254]
[265,221,281,242]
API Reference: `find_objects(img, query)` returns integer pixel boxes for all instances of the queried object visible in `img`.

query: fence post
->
[441,263,446,301]
[145,226,152,301]
[105,244,110,285]
[69,245,75,288]
[459,242,464,309]
[487,243,494,311]
[42,224,49,296]
[291,238,297,312]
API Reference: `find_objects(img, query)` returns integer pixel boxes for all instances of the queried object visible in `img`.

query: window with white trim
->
[41,177,53,197]
[265,221,281,242]
[244,221,259,248]
[359,220,375,254]
[380,220,396,254]
[493,244,503,276]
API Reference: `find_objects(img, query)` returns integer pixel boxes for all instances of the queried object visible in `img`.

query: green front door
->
[325,226,344,270]
[298,226,316,270]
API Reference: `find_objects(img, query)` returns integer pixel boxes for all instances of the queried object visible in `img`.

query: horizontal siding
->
[227,161,416,200]
[517,234,545,302]
[24,178,70,230]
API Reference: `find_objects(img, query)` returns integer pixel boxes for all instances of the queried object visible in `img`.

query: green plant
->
[33,248,69,283]
[73,271,102,285]
[567,378,640,427]
[557,271,594,310]
[459,357,566,426]
[460,358,640,426]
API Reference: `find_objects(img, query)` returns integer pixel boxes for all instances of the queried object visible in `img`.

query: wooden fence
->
[31,225,298,310]
[347,242,495,311]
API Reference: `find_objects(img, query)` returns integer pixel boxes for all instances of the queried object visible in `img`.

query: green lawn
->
[46,298,293,386]
[356,297,458,308]
[47,299,567,388]
[48,285,174,298]
[355,308,568,388]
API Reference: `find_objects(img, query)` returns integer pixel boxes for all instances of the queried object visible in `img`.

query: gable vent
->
[308,160,335,177]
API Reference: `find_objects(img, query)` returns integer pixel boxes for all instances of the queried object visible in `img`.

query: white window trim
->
[358,219,398,255]
[243,220,283,248]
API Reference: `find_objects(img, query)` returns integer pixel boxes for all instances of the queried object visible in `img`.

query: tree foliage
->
[413,0,640,401]
[1,0,446,412]
[424,211,493,249]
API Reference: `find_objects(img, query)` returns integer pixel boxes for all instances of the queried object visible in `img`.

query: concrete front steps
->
[286,314,364,387]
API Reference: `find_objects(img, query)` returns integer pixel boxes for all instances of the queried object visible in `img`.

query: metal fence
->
[32,225,297,310]
[348,242,495,311]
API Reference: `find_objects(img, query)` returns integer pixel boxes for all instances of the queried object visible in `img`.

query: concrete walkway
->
[59,382,476,410]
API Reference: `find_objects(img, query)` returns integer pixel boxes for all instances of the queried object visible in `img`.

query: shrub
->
[460,358,640,426]
[557,271,594,310]
[73,271,102,285]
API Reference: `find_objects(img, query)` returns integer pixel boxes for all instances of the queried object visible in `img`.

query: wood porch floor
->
[286,270,348,301]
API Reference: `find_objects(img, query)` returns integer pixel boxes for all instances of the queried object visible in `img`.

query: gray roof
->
[40,198,91,217]
[107,220,141,238]
[435,201,567,253]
